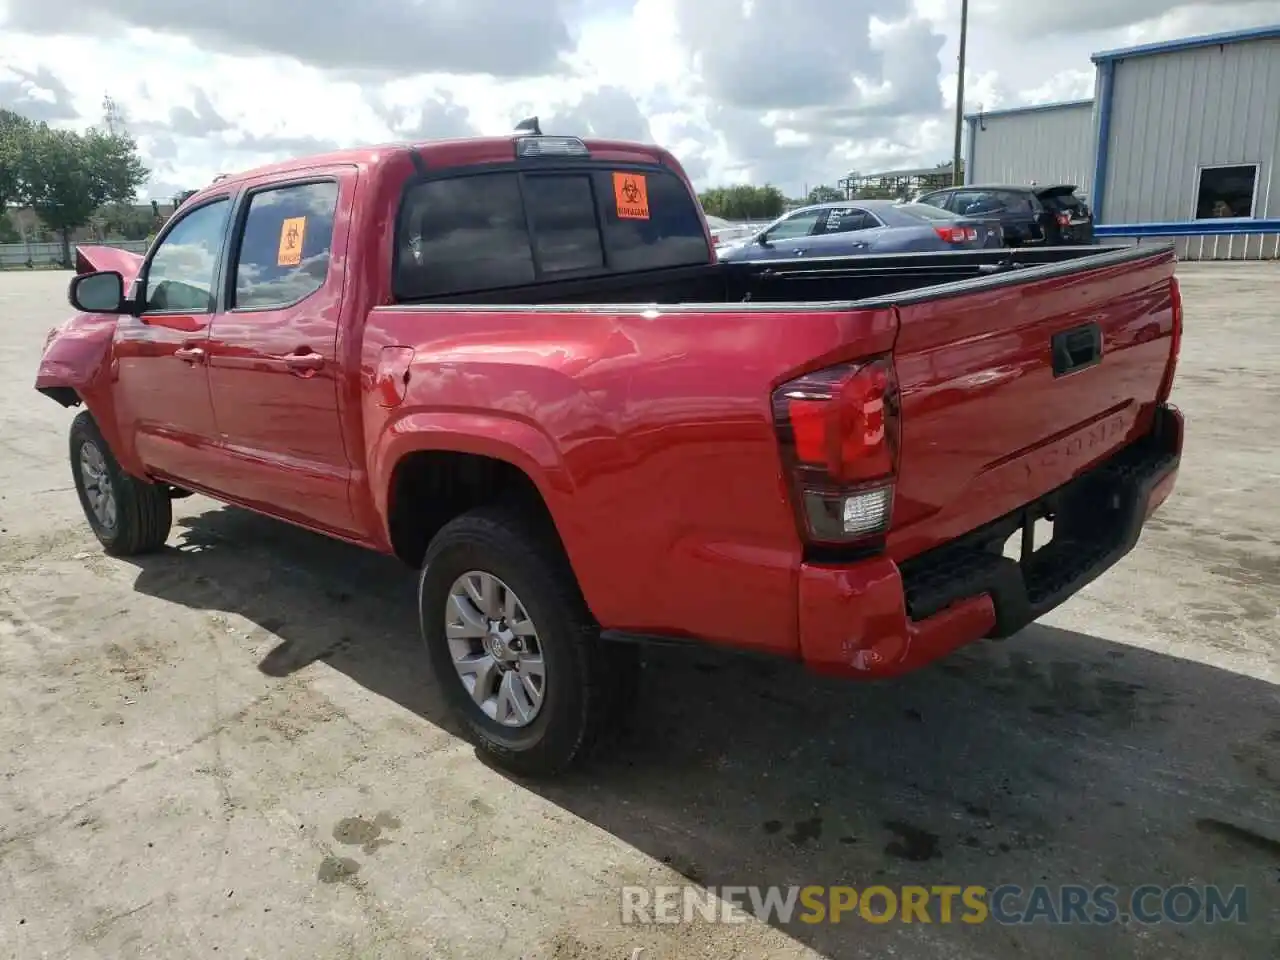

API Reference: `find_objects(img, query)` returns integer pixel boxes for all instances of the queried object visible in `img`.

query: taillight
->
[772,356,900,545]
[934,225,977,244]
[1056,212,1072,227]
[1158,276,1182,403]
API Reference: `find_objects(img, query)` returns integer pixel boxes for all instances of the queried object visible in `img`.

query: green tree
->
[698,183,786,221]
[806,184,844,204]
[18,123,149,265]
[0,109,33,214]
[101,201,155,241]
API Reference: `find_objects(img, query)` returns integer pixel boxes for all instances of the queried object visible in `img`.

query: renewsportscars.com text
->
[620,884,1249,926]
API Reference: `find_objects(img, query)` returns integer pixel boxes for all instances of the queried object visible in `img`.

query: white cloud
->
[1,0,1277,198]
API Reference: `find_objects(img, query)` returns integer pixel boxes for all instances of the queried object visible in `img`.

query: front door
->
[755,208,823,259]
[203,174,357,535]
[113,196,232,485]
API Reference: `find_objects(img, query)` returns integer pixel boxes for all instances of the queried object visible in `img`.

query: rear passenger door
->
[991,190,1042,244]
[804,206,879,256]
[203,169,360,535]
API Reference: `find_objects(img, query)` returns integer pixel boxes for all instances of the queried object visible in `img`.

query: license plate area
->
[1002,508,1055,569]
[899,413,1179,635]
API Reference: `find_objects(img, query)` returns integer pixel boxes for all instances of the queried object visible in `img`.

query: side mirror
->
[69,271,127,314]
[756,232,772,247]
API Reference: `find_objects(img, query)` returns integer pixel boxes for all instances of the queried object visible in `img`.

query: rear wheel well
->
[387,451,566,569]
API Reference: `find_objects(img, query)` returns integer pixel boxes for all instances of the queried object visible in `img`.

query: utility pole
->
[952,0,969,185]
[102,94,124,136]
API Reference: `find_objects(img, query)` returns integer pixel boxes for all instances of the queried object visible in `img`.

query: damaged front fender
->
[35,311,117,406]
[35,243,140,406]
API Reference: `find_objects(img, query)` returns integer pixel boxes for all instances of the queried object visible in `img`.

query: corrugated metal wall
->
[1101,36,1280,259]
[968,103,1096,196]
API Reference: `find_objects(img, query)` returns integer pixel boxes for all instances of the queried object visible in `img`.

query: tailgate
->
[886,247,1178,560]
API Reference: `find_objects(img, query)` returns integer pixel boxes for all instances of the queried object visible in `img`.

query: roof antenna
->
[514,116,542,136]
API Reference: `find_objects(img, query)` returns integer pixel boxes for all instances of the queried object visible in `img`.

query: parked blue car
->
[716,199,1004,261]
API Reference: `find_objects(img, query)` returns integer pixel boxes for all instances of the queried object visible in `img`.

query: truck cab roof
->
[190,135,686,196]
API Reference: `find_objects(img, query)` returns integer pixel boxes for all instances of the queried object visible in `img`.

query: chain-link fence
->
[0,240,148,270]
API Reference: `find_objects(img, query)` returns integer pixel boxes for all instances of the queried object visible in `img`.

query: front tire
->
[70,411,173,556]
[419,506,635,777]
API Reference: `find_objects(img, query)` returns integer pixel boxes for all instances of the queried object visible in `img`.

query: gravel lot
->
[1,262,1277,959]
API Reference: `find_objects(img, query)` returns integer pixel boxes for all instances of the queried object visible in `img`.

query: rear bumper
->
[797,404,1183,679]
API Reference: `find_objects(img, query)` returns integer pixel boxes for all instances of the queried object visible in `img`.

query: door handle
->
[174,346,206,364]
[283,350,325,376]
[1051,323,1102,376]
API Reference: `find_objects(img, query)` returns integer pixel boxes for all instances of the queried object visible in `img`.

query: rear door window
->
[995,191,1035,214]
[820,207,878,234]
[232,181,339,309]
[395,165,708,299]
[950,190,1006,215]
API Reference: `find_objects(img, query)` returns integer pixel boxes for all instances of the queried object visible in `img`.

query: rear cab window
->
[394,163,709,300]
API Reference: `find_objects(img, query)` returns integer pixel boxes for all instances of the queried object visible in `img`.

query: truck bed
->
[368,242,1179,658]
[406,244,1131,308]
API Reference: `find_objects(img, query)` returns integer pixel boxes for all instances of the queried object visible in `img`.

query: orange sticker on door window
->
[612,172,650,220]
[277,216,307,266]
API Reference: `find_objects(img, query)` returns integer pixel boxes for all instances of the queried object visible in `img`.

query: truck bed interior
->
[407,245,1155,309]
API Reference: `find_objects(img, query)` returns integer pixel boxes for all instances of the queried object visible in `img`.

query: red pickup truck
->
[36,133,1183,775]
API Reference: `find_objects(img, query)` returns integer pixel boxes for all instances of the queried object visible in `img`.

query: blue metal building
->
[962,26,1280,259]
[964,100,1096,197]
[1090,25,1280,260]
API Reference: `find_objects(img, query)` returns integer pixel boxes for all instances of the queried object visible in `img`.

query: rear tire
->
[419,505,636,777]
[69,411,172,556]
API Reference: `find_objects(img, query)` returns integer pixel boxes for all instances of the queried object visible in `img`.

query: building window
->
[1194,165,1257,219]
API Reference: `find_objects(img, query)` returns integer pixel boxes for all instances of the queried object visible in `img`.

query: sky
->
[2,0,1279,200]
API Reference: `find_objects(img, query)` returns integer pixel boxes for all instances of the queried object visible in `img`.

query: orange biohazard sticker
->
[277,216,307,267]
[612,172,650,220]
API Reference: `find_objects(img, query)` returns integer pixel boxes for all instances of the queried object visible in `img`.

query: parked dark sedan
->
[916,183,1095,246]
[716,199,1003,262]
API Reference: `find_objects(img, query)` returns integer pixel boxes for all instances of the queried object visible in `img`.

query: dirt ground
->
[1,263,1277,960]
